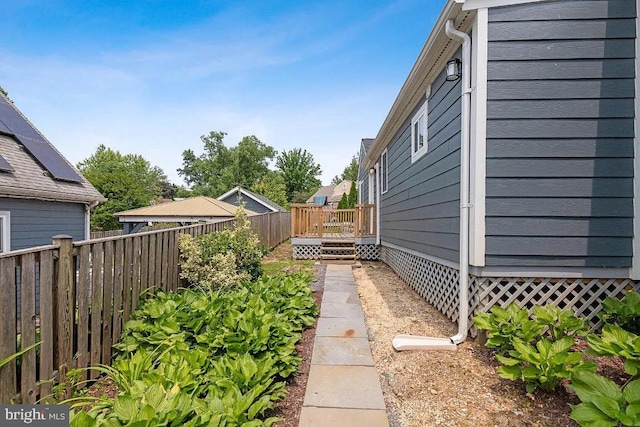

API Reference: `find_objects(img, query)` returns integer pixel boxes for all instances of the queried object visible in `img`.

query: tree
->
[78,144,166,231]
[275,148,322,202]
[347,180,358,208]
[252,171,289,210]
[331,154,359,185]
[178,131,276,197]
[337,192,349,209]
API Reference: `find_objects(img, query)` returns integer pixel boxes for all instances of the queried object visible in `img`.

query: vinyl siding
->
[485,0,635,268]
[0,197,86,250]
[380,57,462,263]
[219,194,270,214]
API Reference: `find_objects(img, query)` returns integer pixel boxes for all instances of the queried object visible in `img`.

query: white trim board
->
[0,211,10,252]
[632,0,640,279]
[463,0,548,11]
[469,8,488,267]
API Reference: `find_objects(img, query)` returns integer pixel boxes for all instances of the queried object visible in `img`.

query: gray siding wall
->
[380,57,462,263]
[0,197,86,250]
[485,0,636,268]
[220,193,270,214]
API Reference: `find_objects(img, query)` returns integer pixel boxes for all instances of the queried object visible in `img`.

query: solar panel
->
[0,97,83,183]
[16,135,83,183]
[0,97,43,140]
[0,154,13,172]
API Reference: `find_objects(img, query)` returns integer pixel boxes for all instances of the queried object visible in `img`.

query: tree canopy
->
[275,148,322,203]
[251,171,289,210]
[331,154,359,185]
[178,131,276,197]
[78,144,166,231]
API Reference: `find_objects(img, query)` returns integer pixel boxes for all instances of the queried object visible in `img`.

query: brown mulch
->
[352,261,629,427]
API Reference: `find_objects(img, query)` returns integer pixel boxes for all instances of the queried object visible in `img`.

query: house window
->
[411,90,429,163]
[0,211,10,253]
[381,149,388,194]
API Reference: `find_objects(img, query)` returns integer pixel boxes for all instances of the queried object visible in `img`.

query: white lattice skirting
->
[380,246,640,337]
[292,244,379,260]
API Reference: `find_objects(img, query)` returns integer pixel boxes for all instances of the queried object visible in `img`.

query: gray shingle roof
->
[0,96,105,204]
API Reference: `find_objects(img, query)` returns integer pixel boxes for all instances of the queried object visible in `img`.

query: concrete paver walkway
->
[299,264,389,427]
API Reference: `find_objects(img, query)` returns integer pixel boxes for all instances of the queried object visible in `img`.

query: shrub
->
[474,303,544,355]
[599,290,640,335]
[178,205,263,289]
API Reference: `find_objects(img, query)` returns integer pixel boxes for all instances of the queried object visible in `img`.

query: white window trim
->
[357,180,363,204]
[0,211,10,253]
[381,148,389,194]
[411,85,431,164]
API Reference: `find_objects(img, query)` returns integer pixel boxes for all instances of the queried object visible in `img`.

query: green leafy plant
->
[474,303,544,354]
[586,324,640,376]
[599,290,640,335]
[531,305,588,341]
[570,370,640,427]
[77,272,317,426]
[496,336,596,393]
[179,205,264,288]
[0,341,41,369]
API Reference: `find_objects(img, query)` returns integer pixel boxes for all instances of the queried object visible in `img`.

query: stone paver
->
[315,317,368,338]
[320,302,364,318]
[303,365,386,409]
[300,264,389,427]
[311,336,374,366]
[322,290,360,304]
[299,407,389,427]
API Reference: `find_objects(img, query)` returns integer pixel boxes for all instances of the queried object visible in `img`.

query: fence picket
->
[38,251,54,401]
[76,245,91,383]
[0,212,290,402]
[90,243,104,379]
[0,257,17,403]
[101,241,114,365]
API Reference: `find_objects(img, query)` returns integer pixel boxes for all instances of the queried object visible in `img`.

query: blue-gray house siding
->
[219,194,270,214]
[380,58,462,263]
[1,197,86,250]
[484,0,635,268]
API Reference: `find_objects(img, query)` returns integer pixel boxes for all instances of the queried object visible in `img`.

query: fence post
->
[52,235,74,399]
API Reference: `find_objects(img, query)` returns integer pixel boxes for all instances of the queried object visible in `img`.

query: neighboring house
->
[0,94,105,251]
[115,196,258,233]
[217,186,288,214]
[358,0,640,333]
[306,180,352,207]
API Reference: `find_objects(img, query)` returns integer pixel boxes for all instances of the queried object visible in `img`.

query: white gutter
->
[375,162,381,245]
[85,200,100,240]
[392,18,472,351]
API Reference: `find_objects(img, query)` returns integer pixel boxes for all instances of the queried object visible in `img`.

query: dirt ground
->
[353,261,581,427]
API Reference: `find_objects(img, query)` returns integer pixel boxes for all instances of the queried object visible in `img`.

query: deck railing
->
[0,211,290,403]
[290,204,376,238]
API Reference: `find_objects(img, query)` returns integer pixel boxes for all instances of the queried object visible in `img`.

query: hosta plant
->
[599,290,640,335]
[474,303,544,354]
[496,336,596,393]
[586,324,640,376]
[570,370,640,427]
[531,304,588,341]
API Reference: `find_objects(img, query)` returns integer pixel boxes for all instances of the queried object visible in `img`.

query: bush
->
[178,206,263,289]
[599,290,640,335]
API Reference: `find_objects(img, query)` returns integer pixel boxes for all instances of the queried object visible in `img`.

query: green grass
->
[262,260,315,277]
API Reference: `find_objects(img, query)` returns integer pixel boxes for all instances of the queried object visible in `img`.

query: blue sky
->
[0,0,445,187]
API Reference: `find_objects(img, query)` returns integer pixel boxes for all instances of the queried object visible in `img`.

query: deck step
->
[321,246,355,251]
[320,254,356,260]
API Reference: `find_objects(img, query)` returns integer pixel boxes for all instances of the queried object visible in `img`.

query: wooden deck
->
[290,204,376,239]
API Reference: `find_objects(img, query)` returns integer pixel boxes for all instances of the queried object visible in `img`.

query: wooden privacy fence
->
[0,211,290,403]
[290,204,376,238]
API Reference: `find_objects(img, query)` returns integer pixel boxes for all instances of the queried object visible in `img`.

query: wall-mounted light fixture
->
[369,167,375,175]
[446,58,461,81]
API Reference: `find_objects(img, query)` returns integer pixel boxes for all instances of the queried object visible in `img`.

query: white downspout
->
[375,162,381,245]
[392,19,472,351]
[85,200,100,240]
